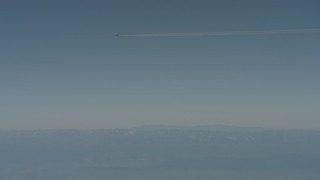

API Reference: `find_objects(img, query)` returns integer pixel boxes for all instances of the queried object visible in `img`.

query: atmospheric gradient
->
[0,0,320,130]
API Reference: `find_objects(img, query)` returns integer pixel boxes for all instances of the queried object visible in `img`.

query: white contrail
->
[116,28,320,37]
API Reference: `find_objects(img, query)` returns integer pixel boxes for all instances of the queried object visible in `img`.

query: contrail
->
[116,28,320,37]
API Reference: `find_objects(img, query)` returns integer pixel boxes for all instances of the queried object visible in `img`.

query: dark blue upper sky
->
[1,0,319,129]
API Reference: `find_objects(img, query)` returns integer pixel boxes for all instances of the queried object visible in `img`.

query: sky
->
[0,0,319,130]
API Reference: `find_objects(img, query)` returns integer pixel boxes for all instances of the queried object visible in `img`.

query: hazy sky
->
[1,0,319,130]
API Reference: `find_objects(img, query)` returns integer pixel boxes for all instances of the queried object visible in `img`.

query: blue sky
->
[0,0,319,129]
